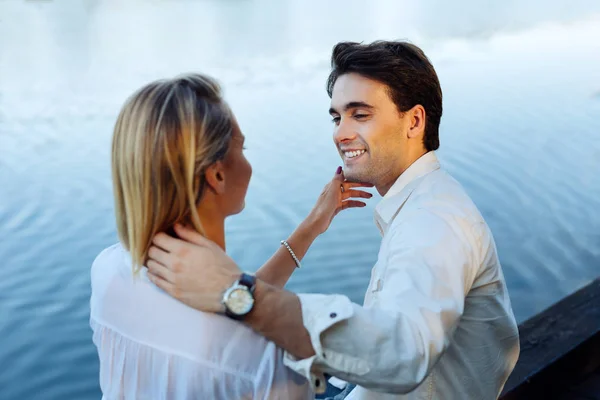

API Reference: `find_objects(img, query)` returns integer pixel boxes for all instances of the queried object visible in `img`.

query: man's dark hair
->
[326,41,442,151]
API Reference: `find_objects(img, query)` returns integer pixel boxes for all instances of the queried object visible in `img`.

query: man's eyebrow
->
[329,101,375,115]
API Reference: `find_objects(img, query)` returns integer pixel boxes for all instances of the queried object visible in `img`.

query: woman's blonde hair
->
[111,73,234,273]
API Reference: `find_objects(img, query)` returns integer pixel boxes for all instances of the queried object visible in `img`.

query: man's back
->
[351,159,520,399]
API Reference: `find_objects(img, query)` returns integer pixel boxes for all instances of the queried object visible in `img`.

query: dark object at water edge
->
[500,278,600,399]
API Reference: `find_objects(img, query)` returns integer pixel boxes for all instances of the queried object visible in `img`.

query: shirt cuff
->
[282,293,355,394]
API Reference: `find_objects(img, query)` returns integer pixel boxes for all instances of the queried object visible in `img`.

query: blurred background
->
[1,0,599,398]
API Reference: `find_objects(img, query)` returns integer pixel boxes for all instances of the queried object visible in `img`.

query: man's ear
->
[407,104,426,139]
[204,161,226,195]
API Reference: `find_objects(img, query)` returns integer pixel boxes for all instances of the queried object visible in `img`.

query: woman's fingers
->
[333,166,345,181]
[342,189,373,200]
[341,200,367,210]
[345,181,374,189]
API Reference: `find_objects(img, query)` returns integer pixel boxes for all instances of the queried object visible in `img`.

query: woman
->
[90,73,372,399]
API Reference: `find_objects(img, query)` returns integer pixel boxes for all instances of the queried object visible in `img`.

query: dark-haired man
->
[147,41,520,399]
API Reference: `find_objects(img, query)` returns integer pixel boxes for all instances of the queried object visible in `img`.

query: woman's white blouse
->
[90,243,312,400]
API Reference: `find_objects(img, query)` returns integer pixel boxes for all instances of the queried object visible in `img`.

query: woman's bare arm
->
[255,217,321,288]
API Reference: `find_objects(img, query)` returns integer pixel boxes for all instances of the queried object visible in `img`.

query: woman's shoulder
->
[90,242,125,282]
[92,242,123,267]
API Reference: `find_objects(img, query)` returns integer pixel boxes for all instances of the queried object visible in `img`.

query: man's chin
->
[343,168,372,184]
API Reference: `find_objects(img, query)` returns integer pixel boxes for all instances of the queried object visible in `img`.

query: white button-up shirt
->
[284,151,520,399]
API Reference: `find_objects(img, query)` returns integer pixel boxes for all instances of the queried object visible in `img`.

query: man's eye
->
[331,116,341,124]
[354,114,368,120]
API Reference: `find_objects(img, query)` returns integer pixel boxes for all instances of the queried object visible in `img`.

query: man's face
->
[329,73,410,194]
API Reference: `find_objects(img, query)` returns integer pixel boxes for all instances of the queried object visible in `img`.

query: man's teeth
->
[344,150,366,158]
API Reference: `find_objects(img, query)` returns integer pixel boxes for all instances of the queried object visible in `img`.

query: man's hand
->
[148,224,319,364]
[146,224,241,313]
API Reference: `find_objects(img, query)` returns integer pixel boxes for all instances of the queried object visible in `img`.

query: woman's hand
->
[307,166,374,235]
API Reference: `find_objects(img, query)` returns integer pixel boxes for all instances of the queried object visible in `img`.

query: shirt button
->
[330,312,337,318]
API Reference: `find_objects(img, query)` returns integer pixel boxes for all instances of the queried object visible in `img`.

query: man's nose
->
[333,120,357,144]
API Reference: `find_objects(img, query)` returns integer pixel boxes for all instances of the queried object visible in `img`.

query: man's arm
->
[235,210,476,393]
[249,280,316,359]
[147,210,474,393]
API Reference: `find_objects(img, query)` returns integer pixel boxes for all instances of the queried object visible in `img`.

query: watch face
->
[225,286,254,316]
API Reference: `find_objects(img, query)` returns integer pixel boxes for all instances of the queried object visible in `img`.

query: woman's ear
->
[204,161,226,195]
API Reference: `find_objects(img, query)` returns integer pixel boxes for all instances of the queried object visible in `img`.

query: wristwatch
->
[222,272,256,320]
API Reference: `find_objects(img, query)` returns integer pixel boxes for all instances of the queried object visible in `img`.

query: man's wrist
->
[246,279,273,330]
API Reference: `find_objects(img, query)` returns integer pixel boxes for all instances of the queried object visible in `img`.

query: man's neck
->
[376,149,429,196]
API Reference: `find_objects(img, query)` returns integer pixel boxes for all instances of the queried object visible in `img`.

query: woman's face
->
[221,116,252,216]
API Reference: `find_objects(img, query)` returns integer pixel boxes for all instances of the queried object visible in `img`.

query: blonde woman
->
[89,74,373,399]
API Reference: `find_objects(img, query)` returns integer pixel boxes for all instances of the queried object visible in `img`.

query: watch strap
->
[225,306,243,320]
[238,272,256,293]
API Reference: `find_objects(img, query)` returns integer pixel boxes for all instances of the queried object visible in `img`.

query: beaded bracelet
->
[280,240,301,269]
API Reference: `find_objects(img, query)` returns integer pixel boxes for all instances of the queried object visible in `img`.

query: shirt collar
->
[374,151,441,235]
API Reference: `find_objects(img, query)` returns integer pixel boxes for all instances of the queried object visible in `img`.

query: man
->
[146,41,520,399]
